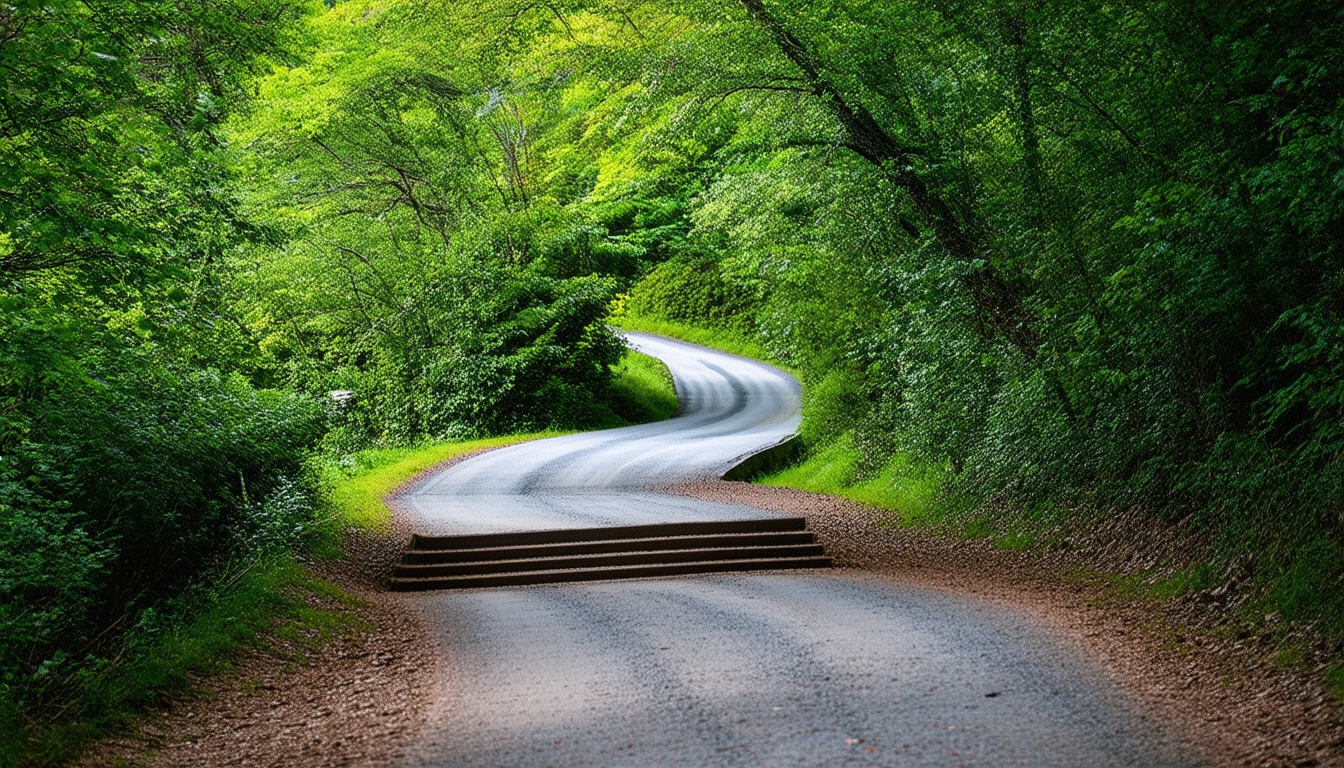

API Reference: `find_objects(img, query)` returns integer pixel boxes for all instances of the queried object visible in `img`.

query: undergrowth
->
[607,350,679,424]
[3,559,364,768]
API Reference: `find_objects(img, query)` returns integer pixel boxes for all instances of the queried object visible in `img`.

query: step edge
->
[394,545,828,574]
[409,517,808,550]
[401,534,818,561]
[405,530,816,554]
[388,557,834,591]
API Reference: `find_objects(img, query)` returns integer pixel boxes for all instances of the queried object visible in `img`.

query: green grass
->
[324,432,563,532]
[1327,663,1344,700]
[761,434,1075,549]
[1064,564,1217,605]
[760,434,947,526]
[5,559,366,768]
[991,530,1037,551]
[611,313,788,371]
[609,349,679,423]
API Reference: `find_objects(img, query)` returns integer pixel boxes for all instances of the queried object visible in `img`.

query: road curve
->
[403,333,1190,768]
[400,332,803,534]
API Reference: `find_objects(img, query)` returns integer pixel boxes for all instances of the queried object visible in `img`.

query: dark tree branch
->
[615,7,644,39]
[701,82,814,112]
[736,0,1047,365]
[1048,61,1179,176]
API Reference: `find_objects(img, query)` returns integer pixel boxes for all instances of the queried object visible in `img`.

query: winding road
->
[401,332,1190,767]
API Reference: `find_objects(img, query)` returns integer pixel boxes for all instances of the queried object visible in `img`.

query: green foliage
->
[0,0,305,290]
[798,369,868,450]
[321,433,562,532]
[0,0,333,756]
[607,350,679,424]
[1,559,365,768]
[762,434,947,528]
[333,269,625,441]
[0,364,327,742]
[624,257,763,335]
[228,0,639,443]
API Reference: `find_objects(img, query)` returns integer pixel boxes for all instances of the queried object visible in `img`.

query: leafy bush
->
[624,257,763,335]
[300,265,625,444]
[0,359,326,737]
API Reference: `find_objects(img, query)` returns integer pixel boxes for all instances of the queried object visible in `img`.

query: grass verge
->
[759,434,948,527]
[609,349,679,423]
[322,433,564,533]
[611,313,785,370]
[4,558,365,768]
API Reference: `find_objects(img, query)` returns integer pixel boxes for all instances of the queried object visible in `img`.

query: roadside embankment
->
[70,438,545,768]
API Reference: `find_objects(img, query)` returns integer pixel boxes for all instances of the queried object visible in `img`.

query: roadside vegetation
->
[608,351,680,425]
[3,0,1342,762]
[6,560,366,768]
[320,434,563,533]
[612,316,777,371]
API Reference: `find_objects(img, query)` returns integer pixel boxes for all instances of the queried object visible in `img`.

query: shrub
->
[624,257,763,334]
[0,360,327,733]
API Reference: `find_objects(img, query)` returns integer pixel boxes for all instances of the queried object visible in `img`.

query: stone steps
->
[389,517,831,591]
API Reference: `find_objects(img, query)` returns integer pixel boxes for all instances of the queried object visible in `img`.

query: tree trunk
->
[1002,13,1044,223]
[736,0,1043,360]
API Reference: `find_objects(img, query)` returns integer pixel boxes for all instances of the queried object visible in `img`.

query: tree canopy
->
[4,0,1343,757]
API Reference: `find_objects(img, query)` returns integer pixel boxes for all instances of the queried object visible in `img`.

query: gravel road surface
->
[401,332,1192,768]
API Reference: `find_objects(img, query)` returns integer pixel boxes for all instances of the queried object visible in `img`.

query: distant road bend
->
[400,332,805,534]
[399,332,1191,768]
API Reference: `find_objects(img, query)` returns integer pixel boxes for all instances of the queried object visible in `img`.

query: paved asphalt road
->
[402,332,1190,768]
[400,333,804,534]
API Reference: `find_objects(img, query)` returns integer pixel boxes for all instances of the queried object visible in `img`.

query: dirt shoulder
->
[662,480,1344,768]
[69,450,509,768]
[72,538,441,768]
[77,460,1344,767]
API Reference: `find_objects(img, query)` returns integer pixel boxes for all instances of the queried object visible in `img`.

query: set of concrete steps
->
[389,517,831,591]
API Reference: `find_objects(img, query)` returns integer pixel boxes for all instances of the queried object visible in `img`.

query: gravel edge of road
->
[70,449,505,768]
[659,480,1344,768]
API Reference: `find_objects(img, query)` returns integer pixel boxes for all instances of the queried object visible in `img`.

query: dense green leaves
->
[1,0,322,748]
[5,0,1344,754]
[225,0,634,442]
[579,0,1344,627]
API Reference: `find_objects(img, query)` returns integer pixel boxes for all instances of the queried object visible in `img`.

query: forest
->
[3,0,1343,760]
